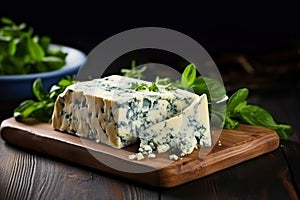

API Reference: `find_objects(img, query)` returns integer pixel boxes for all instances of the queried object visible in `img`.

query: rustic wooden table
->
[0,90,299,199]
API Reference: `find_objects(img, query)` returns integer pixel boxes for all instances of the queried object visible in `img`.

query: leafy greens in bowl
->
[0,17,86,119]
[0,17,68,75]
[0,44,86,124]
[0,44,86,102]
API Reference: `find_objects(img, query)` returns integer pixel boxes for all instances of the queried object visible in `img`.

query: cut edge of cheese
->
[138,93,211,157]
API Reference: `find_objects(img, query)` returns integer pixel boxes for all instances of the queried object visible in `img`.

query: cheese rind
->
[52,75,211,156]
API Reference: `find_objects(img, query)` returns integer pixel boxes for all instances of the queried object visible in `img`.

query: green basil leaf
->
[16,23,26,32]
[49,85,61,93]
[271,124,293,140]
[231,100,247,117]
[32,78,49,101]
[227,88,249,113]
[131,59,136,68]
[132,82,147,91]
[13,100,38,120]
[148,82,159,92]
[1,56,25,74]
[1,17,15,25]
[42,56,65,70]
[181,63,196,89]
[47,47,67,59]
[239,105,276,127]
[27,37,45,61]
[30,103,54,122]
[58,76,75,87]
[155,76,172,85]
[39,36,51,51]
[8,39,17,55]
[14,76,76,122]
[121,62,146,80]
[239,105,293,139]
[191,76,208,93]
[224,115,239,129]
[193,76,226,102]
[34,62,48,72]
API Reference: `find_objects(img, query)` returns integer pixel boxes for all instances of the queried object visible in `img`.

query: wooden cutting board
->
[0,117,279,188]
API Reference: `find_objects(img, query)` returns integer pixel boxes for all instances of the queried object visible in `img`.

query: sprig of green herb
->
[154,76,172,85]
[120,60,146,79]
[0,17,67,75]
[14,76,75,122]
[131,82,159,92]
[131,82,147,91]
[181,63,197,89]
[148,82,159,92]
[124,63,227,102]
[181,64,227,103]
[224,88,292,139]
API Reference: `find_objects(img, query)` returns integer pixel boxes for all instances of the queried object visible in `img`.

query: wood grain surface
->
[0,138,159,199]
[0,118,279,188]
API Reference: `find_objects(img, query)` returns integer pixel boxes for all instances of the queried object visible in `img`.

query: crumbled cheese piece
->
[169,154,179,161]
[128,154,137,160]
[136,153,145,161]
[147,153,156,159]
[157,144,170,153]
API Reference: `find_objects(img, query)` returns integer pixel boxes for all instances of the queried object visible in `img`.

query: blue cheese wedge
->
[51,75,211,158]
[140,93,211,157]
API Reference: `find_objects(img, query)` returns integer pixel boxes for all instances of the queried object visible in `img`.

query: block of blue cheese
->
[51,75,211,157]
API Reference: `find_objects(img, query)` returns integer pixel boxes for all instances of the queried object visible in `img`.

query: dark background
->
[2,2,300,55]
[4,1,299,91]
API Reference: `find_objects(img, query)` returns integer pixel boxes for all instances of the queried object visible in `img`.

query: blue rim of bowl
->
[0,44,86,81]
